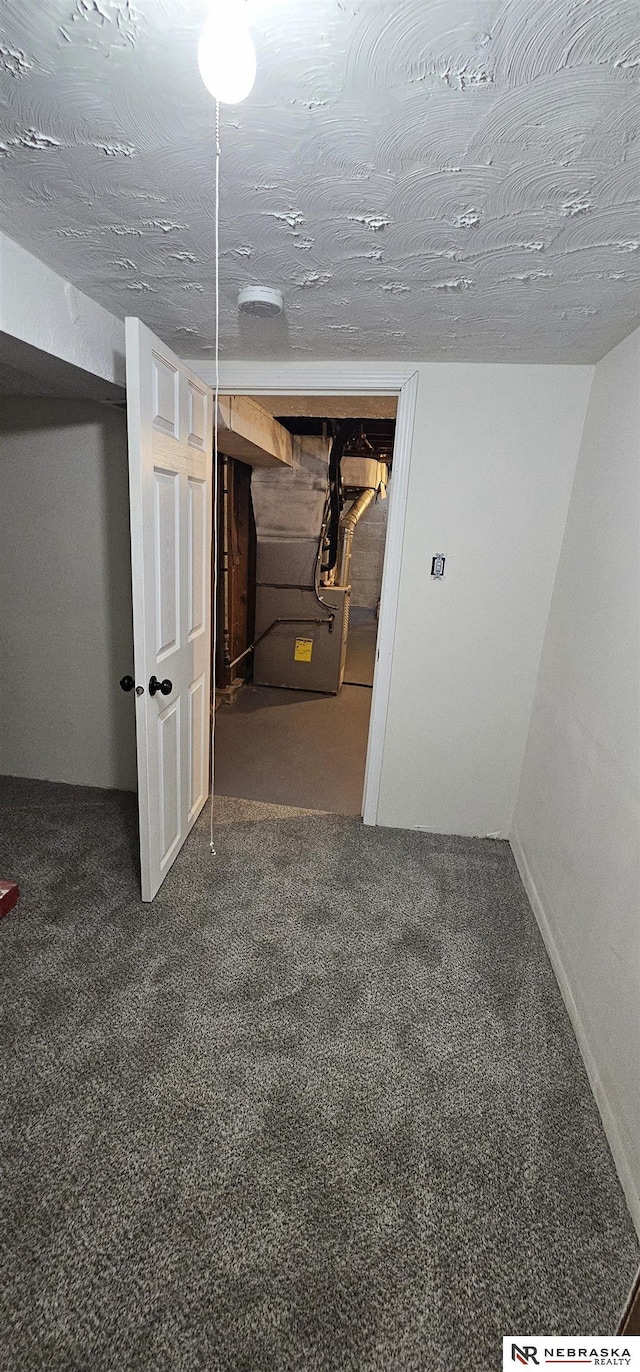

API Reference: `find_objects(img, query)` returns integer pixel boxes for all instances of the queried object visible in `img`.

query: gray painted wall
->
[0,399,136,790]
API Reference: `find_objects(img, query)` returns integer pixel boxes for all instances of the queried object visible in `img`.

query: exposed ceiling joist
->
[217,395,294,468]
[253,395,398,420]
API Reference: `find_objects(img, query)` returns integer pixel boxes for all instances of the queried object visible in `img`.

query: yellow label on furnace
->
[294,637,313,662]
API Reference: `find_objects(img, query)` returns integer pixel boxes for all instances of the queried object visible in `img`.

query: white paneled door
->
[125,318,213,901]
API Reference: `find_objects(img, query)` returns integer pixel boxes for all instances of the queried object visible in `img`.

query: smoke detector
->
[237,285,284,318]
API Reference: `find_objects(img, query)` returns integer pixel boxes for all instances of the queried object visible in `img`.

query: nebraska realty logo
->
[502,1337,640,1368]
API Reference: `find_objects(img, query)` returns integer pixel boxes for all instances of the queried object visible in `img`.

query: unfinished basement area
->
[214,395,396,815]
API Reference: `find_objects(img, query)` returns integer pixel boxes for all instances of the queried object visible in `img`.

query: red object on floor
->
[0,881,19,919]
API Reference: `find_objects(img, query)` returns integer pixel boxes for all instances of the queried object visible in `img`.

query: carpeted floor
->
[0,776,637,1371]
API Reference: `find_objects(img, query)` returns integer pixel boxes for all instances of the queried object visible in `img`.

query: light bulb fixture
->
[198,0,256,105]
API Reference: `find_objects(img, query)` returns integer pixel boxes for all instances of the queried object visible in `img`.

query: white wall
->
[0,399,136,791]
[0,231,125,390]
[377,363,593,836]
[512,327,640,1233]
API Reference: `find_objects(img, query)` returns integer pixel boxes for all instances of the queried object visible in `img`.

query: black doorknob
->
[149,675,172,697]
[120,675,135,692]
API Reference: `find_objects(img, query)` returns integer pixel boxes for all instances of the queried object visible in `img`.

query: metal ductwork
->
[239,423,389,695]
[337,487,376,589]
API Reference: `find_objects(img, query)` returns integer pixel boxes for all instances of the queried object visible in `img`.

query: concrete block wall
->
[349,491,388,609]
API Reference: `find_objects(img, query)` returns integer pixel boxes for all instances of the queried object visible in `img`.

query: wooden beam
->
[217,395,293,468]
[252,394,398,419]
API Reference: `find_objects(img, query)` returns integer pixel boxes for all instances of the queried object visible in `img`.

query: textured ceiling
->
[1,0,639,363]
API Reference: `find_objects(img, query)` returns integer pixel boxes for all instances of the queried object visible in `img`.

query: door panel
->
[188,381,207,448]
[158,699,180,862]
[154,470,179,657]
[188,674,207,819]
[152,352,179,434]
[126,318,213,901]
[188,476,206,639]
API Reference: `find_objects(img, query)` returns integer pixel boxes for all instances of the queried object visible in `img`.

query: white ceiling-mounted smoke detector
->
[237,286,284,319]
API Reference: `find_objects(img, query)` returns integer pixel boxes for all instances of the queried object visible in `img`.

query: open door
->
[125,318,213,901]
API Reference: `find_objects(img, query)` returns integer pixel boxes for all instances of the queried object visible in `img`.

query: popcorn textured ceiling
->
[1,0,639,362]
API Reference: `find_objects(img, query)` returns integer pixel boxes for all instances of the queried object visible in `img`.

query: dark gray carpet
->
[0,777,637,1372]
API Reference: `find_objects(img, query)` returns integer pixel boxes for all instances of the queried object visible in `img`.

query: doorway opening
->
[213,396,397,816]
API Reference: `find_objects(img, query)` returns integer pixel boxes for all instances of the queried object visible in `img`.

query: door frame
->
[189,360,418,826]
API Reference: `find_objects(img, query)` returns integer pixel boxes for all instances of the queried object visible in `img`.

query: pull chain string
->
[210,97,220,856]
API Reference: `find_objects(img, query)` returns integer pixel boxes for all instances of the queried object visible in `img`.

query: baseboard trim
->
[510,828,640,1242]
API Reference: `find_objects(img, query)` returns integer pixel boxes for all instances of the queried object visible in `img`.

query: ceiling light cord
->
[209,97,221,857]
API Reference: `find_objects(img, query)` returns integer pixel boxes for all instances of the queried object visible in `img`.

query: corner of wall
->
[508,331,640,1243]
[510,826,640,1239]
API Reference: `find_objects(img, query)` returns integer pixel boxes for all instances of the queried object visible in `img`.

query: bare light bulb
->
[198,1,256,105]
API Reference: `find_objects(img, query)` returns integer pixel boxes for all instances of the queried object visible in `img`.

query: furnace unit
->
[250,428,387,695]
